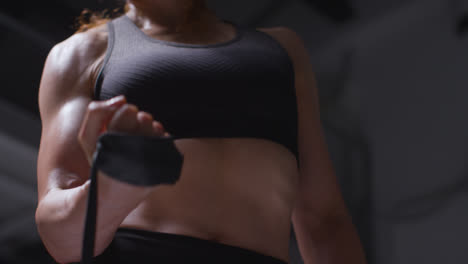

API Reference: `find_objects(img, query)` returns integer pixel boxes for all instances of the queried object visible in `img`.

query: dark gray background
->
[1,0,467,263]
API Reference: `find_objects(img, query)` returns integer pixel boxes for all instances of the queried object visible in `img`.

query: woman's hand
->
[78,95,170,165]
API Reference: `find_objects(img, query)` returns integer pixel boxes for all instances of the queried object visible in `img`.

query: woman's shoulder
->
[255,26,310,68]
[43,23,110,98]
[52,23,109,70]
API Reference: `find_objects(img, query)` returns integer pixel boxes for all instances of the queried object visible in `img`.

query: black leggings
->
[91,227,288,264]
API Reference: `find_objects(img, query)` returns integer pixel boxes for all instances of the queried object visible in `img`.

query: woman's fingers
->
[107,104,140,134]
[108,104,168,138]
[137,112,155,136]
[152,121,170,137]
[78,94,173,166]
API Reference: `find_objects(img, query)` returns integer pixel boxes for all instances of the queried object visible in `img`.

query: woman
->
[35,0,366,263]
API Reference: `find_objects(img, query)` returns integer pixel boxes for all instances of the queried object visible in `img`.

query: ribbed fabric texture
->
[94,15,299,161]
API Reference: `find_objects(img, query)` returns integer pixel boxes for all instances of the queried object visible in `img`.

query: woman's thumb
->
[78,95,126,162]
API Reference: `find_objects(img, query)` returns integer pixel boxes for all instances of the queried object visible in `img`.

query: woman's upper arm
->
[261,27,348,220]
[37,28,108,201]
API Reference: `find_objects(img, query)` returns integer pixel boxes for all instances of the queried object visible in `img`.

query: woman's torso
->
[87,16,300,262]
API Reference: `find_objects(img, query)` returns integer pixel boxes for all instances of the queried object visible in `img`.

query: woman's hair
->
[75,3,130,33]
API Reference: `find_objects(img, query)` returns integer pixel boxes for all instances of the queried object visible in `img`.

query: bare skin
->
[36,1,366,263]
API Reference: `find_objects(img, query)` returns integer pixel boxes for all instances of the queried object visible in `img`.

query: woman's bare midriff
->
[119,137,300,262]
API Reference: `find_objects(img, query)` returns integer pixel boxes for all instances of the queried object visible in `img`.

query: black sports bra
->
[94,15,299,164]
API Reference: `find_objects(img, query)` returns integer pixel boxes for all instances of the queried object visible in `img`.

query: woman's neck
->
[126,0,215,33]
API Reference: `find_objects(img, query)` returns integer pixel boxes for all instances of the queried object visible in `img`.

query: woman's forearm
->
[35,170,152,263]
[292,210,367,264]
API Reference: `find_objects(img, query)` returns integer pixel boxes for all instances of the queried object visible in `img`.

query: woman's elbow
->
[35,207,81,263]
[35,202,114,263]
